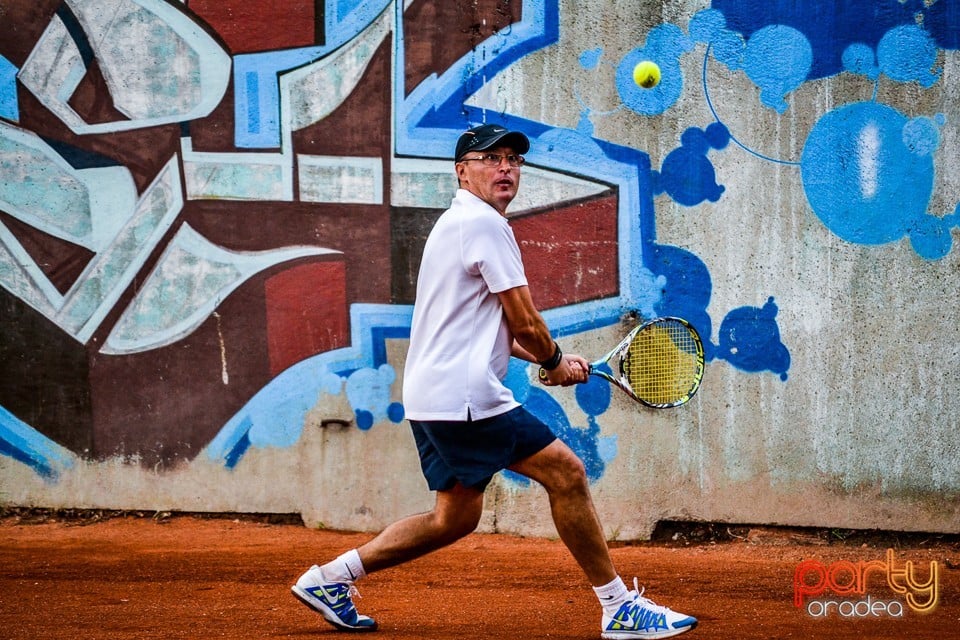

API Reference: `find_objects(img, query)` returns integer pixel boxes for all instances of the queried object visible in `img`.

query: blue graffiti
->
[0,0,803,481]
[0,55,18,121]
[0,405,74,480]
[801,101,956,258]
[716,298,790,380]
[697,3,959,263]
[694,11,799,166]
[689,9,745,71]
[30,0,943,478]
[346,364,405,431]
[646,244,715,362]
[744,25,812,113]
[394,0,559,158]
[711,0,955,80]
[876,25,941,87]
[651,123,730,206]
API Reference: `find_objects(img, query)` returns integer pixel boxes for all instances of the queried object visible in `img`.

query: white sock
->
[320,549,367,584]
[594,576,630,615]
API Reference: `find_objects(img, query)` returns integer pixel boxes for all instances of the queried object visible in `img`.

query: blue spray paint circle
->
[800,101,933,245]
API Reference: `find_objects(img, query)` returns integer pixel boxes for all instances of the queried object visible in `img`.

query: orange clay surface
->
[0,513,957,639]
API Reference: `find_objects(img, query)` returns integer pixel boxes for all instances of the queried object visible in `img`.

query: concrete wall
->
[1,0,958,540]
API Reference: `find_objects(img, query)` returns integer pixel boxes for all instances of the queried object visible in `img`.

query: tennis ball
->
[632,60,661,89]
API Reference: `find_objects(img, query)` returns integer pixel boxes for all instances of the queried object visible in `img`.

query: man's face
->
[455,145,522,215]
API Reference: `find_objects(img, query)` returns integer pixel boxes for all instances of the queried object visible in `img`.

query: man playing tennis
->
[292,124,698,639]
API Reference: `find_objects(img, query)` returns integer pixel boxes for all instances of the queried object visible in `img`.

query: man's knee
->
[441,507,482,538]
[554,456,589,493]
[511,440,590,494]
[532,453,589,496]
[434,486,484,538]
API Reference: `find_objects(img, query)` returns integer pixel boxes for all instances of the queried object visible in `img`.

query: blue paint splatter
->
[716,297,790,380]
[579,48,603,70]
[345,364,403,430]
[711,0,957,79]
[877,24,941,87]
[841,43,880,81]
[646,243,715,362]
[800,101,943,251]
[689,9,745,71]
[355,409,375,431]
[651,123,729,206]
[743,25,812,113]
[575,370,611,417]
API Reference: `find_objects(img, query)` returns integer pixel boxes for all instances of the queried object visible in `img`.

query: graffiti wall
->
[1,0,957,538]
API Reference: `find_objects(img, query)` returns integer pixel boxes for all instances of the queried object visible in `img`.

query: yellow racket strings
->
[624,322,700,404]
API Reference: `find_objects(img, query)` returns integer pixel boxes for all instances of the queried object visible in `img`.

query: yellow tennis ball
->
[633,60,661,89]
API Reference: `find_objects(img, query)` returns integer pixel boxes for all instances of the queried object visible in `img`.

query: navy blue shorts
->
[410,406,557,492]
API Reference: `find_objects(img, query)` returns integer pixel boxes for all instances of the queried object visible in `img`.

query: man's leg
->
[293,483,484,631]
[358,482,485,572]
[510,439,698,638]
[508,438,616,586]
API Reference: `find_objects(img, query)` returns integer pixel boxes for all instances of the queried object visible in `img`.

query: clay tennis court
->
[1,512,956,639]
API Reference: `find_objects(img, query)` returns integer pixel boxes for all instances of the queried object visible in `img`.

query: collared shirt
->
[402,189,528,421]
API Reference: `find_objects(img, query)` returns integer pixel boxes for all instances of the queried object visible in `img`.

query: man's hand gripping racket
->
[539,317,705,409]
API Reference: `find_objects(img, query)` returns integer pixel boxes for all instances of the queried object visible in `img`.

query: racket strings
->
[624,321,701,405]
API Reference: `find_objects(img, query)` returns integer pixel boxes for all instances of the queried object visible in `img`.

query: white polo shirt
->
[402,189,528,421]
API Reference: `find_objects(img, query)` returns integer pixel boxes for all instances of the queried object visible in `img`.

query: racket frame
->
[537,317,705,408]
[591,316,704,408]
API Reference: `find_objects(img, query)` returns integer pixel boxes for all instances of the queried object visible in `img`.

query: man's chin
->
[494,194,516,212]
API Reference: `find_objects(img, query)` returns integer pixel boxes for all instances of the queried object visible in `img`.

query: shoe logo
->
[608,604,668,632]
[307,584,359,624]
[310,584,345,602]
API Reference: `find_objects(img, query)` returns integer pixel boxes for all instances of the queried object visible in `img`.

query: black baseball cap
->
[455,124,530,161]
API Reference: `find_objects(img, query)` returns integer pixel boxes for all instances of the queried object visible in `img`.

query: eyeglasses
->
[459,153,525,167]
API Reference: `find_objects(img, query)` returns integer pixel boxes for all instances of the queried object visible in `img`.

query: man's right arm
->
[497,285,586,386]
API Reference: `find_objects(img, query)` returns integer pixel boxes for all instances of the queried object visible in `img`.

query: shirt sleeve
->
[462,213,528,294]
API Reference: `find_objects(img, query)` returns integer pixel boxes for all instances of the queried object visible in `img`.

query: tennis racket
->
[539,317,705,408]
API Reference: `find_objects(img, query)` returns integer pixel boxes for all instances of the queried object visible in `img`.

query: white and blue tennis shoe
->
[292,565,377,632]
[601,579,697,639]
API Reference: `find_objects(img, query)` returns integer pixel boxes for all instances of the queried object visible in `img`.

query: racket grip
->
[538,366,591,382]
